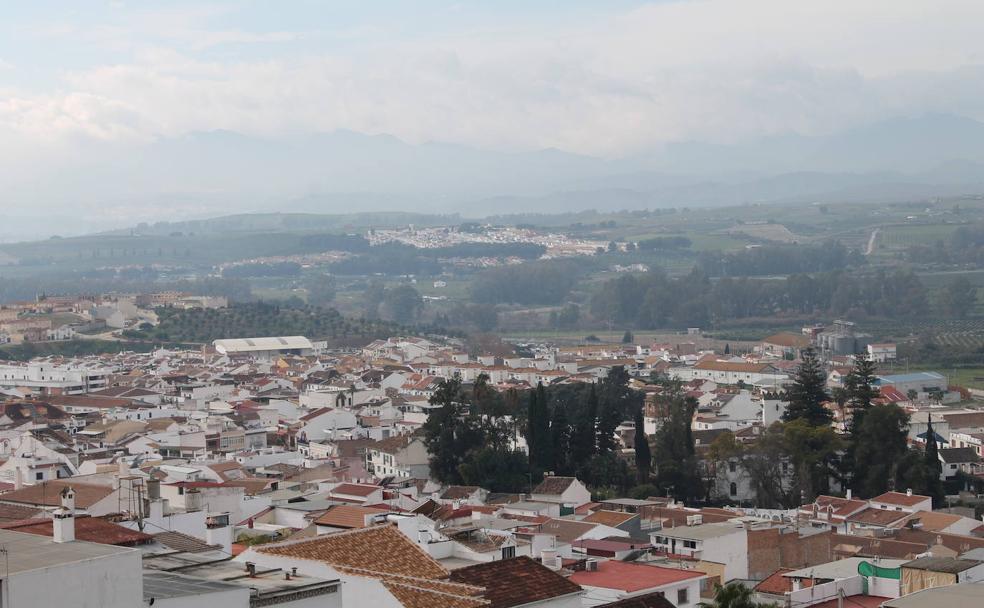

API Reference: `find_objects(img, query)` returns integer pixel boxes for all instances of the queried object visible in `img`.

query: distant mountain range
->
[5,113,984,239]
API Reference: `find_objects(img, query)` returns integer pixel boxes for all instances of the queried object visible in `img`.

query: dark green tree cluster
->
[696,241,857,277]
[424,368,646,495]
[651,381,701,501]
[592,267,932,329]
[471,260,582,305]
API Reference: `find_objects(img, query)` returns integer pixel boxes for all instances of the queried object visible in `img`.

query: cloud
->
[2,0,984,157]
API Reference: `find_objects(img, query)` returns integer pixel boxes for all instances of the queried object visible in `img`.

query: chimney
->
[906,488,913,497]
[845,489,852,500]
[245,562,256,577]
[53,487,76,543]
[13,466,22,491]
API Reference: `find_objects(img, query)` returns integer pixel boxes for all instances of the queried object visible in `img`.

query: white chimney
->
[906,488,913,497]
[53,487,76,543]
[846,489,852,500]
[13,466,22,491]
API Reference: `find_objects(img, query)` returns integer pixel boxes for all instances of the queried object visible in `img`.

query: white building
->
[213,336,315,360]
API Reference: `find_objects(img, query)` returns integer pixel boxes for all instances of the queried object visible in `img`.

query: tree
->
[634,406,651,483]
[699,582,769,608]
[740,423,797,508]
[844,351,878,430]
[938,276,976,318]
[381,285,423,324]
[653,386,701,502]
[622,330,634,344]
[527,383,552,471]
[923,415,944,506]
[783,419,843,503]
[572,384,598,466]
[783,348,832,426]
[550,400,573,475]
[851,404,910,497]
[458,448,532,493]
[423,375,480,484]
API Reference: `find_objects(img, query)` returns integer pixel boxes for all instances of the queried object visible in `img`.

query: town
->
[0,315,980,608]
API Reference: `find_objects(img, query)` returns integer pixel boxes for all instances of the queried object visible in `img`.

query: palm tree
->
[699,582,768,608]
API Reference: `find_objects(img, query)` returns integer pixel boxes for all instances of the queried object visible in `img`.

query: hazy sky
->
[3,1,984,158]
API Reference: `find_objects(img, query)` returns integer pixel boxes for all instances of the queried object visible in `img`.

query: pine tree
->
[634,406,651,483]
[844,351,878,431]
[783,348,832,426]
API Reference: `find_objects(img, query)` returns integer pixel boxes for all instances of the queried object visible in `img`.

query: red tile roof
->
[754,568,812,595]
[871,492,929,507]
[568,561,704,592]
[449,557,581,608]
[257,524,449,580]
[331,483,381,497]
[0,481,113,508]
[0,516,153,546]
[315,505,388,529]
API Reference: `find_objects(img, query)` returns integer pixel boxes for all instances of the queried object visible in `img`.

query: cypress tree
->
[924,416,944,506]
[634,406,651,483]
[572,384,598,467]
[550,401,572,475]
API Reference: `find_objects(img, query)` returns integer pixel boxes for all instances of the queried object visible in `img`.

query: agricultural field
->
[875,223,961,252]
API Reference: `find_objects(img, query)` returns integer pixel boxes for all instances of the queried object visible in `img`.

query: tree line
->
[424,353,947,508]
[591,267,974,329]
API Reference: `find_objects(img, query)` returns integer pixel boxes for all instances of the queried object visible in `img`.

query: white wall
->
[8,548,142,608]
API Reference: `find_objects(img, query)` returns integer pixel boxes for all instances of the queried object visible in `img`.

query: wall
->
[8,549,143,608]
[239,550,377,608]
[150,586,248,608]
[787,577,863,607]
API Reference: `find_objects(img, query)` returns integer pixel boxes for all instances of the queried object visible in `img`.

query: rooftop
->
[568,561,704,592]
[449,556,581,608]
[256,524,449,580]
[0,528,136,575]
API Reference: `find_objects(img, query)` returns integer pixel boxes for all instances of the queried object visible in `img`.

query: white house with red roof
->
[869,490,932,513]
[323,482,385,504]
[569,560,706,608]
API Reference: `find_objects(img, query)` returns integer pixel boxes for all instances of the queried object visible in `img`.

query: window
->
[35,472,44,481]
[728,461,736,473]
[682,540,697,549]
[730,482,738,496]
[502,546,516,559]
[677,588,689,605]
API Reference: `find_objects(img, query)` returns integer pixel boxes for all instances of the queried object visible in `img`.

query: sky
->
[2,0,984,157]
[2,1,984,237]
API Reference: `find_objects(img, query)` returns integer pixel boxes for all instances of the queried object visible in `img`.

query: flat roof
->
[0,528,136,575]
[143,570,243,600]
[656,521,744,540]
[882,583,984,608]
[784,557,907,580]
[213,336,313,354]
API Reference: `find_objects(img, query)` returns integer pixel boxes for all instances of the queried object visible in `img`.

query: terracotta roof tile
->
[315,505,388,529]
[871,492,930,507]
[0,516,153,546]
[257,524,449,579]
[594,592,676,608]
[582,510,637,527]
[0,481,113,508]
[449,557,581,608]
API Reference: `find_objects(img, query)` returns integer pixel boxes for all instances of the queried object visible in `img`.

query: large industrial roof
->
[213,336,313,354]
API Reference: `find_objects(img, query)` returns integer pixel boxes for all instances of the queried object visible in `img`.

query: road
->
[865,227,880,255]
